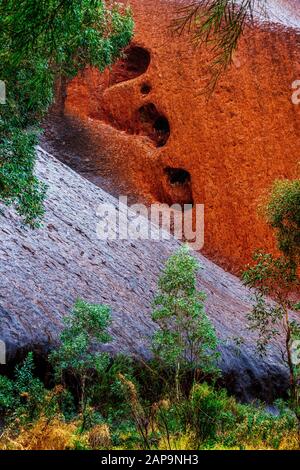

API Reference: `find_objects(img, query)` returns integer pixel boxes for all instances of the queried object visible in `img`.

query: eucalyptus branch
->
[172,0,268,92]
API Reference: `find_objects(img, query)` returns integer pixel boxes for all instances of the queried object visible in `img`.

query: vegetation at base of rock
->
[0,352,298,450]
[0,352,46,425]
[50,299,112,426]
[0,0,133,226]
[243,252,300,422]
[242,180,300,432]
[0,247,299,450]
[151,246,219,400]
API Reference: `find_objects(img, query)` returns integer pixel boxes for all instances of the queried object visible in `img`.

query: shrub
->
[0,353,46,427]
[151,246,219,399]
[50,299,112,425]
[264,179,300,264]
[174,383,298,450]
[0,375,15,413]
[243,252,300,425]
[14,352,46,422]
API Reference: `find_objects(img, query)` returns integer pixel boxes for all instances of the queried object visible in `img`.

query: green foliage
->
[264,179,300,264]
[216,399,297,451]
[176,382,297,450]
[14,352,46,422]
[173,1,265,92]
[0,375,14,412]
[111,380,298,450]
[151,246,219,398]
[243,251,300,423]
[243,251,298,296]
[0,354,299,450]
[0,128,46,227]
[243,251,299,352]
[242,178,300,431]
[0,0,133,225]
[90,355,135,411]
[242,251,298,355]
[45,386,77,422]
[0,352,46,425]
[185,383,231,442]
[1,255,299,449]
[50,299,112,421]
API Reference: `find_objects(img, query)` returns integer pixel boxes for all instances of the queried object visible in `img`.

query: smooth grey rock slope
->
[0,148,290,401]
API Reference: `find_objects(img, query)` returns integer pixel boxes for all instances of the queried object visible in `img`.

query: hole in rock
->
[161,167,194,206]
[138,103,170,147]
[109,46,151,85]
[140,83,152,95]
[165,167,191,185]
[154,117,170,147]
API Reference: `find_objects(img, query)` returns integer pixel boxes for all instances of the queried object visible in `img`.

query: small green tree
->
[50,299,112,426]
[264,179,300,265]
[0,352,46,425]
[243,252,300,425]
[243,176,300,436]
[151,246,219,400]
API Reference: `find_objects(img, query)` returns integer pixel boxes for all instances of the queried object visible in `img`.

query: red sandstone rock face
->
[65,0,300,274]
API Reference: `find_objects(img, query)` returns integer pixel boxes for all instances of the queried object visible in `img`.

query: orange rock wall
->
[65,0,300,273]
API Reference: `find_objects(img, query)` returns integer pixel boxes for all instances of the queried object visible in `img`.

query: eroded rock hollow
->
[64,0,300,274]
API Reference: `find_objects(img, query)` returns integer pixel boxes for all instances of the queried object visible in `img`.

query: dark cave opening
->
[140,83,152,95]
[164,167,191,185]
[160,167,193,206]
[109,45,151,85]
[138,103,170,147]
[154,116,170,147]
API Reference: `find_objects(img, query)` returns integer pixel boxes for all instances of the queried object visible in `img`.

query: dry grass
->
[278,432,300,450]
[0,415,113,451]
[87,424,111,449]
[0,417,82,450]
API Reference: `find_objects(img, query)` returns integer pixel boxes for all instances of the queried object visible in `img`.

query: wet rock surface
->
[0,148,295,402]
